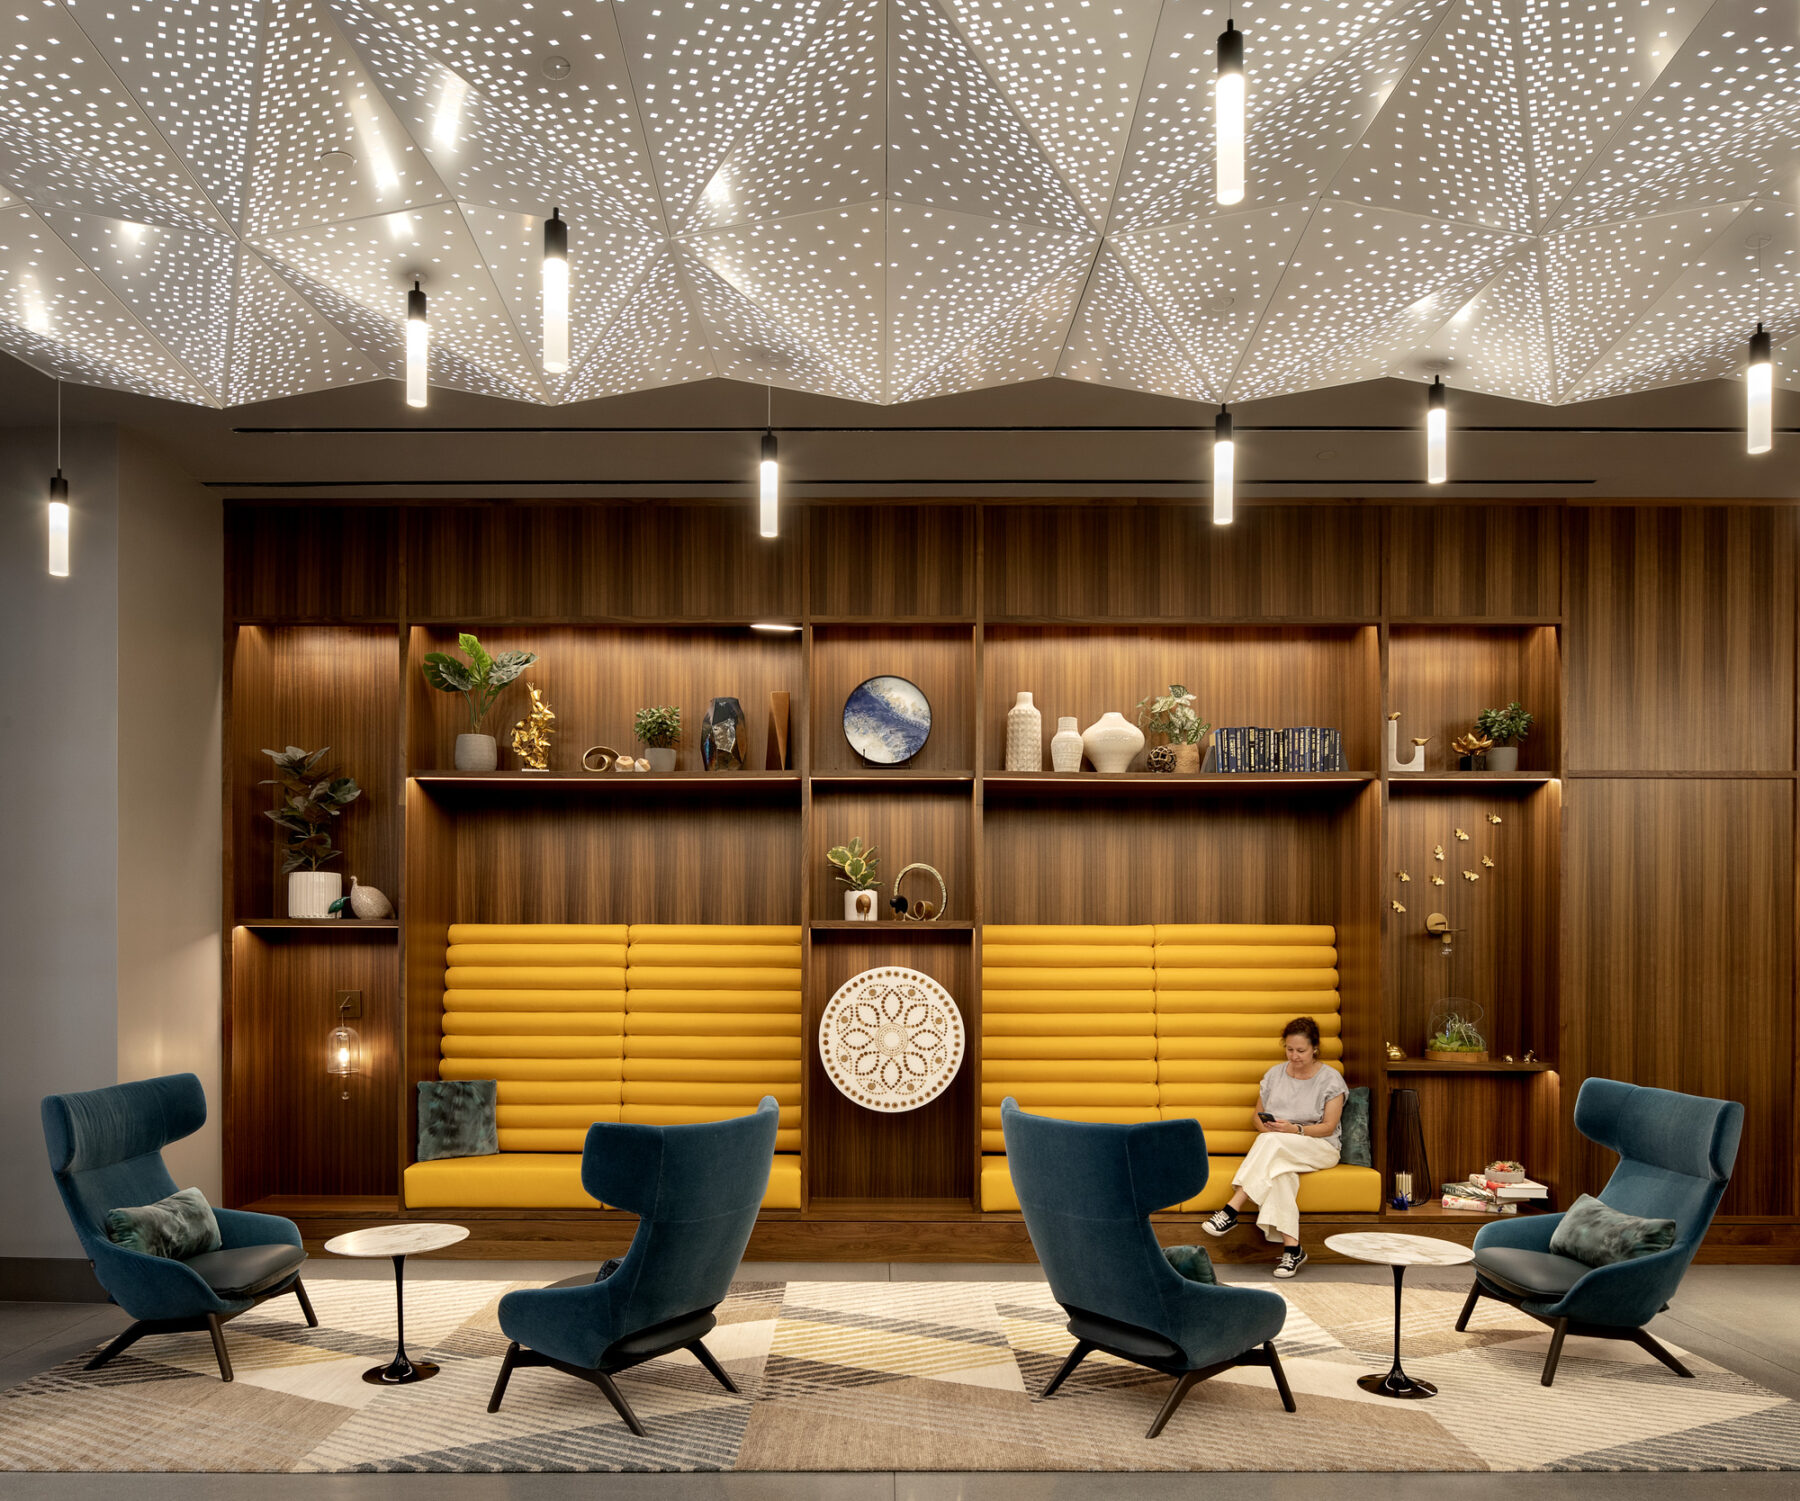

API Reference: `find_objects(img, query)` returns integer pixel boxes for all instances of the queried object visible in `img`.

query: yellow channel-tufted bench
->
[980,923,1382,1215]
[403,923,802,1211]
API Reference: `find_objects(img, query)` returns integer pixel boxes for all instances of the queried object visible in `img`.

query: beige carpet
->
[1,1277,1795,1472]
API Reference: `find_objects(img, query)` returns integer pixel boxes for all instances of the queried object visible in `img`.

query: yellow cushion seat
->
[405,1151,802,1211]
[979,1155,1379,1214]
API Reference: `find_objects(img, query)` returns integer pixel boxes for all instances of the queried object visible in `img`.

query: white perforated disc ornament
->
[819,967,965,1113]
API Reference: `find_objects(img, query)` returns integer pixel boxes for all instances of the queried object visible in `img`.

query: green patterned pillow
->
[1549,1193,1677,1268]
[1339,1085,1373,1167]
[105,1187,222,1260]
[417,1079,499,1161]
[1163,1244,1217,1285]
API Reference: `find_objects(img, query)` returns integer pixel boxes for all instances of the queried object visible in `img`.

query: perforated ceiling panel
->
[2,0,1797,408]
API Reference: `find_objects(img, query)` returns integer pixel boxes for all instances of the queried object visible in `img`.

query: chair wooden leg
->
[84,1322,150,1371]
[488,1342,521,1414]
[1146,1370,1203,1439]
[206,1314,234,1383]
[687,1338,740,1395]
[1455,1278,1484,1333]
[1265,1341,1297,1413]
[1631,1327,1695,1379]
[1540,1316,1569,1387]
[1039,1339,1094,1401]
[593,1369,647,1437]
[293,1278,318,1328]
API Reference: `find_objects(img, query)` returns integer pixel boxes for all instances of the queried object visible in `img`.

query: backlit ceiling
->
[2,0,1798,410]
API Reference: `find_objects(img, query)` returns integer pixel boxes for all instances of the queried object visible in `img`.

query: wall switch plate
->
[335,989,363,1019]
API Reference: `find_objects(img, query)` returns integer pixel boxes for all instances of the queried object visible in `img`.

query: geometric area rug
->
[2,1278,1796,1472]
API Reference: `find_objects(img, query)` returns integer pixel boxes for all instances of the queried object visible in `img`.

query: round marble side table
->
[324,1222,470,1385]
[1323,1231,1475,1399]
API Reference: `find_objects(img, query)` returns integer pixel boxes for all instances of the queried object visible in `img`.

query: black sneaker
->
[1202,1206,1239,1238]
[1273,1246,1307,1279]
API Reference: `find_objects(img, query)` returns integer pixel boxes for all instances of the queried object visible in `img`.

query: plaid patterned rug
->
[2,1277,1795,1472]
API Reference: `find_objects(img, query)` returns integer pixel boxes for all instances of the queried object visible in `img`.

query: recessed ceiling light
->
[318,149,354,169]
[750,623,800,633]
[1315,449,1338,461]
[541,55,571,80]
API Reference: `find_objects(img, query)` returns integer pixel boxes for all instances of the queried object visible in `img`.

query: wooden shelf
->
[1389,772,1557,786]
[983,771,1376,798]
[411,770,803,800]
[1386,1059,1554,1073]
[1382,1203,1549,1222]
[810,771,976,789]
[237,918,399,934]
[810,919,974,932]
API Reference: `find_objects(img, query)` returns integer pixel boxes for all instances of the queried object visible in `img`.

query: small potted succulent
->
[828,836,881,921]
[1474,701,1533,773]
[422,632,539,771]
[633,705,682,773]
[1425,1001,1489,1064]
[261,746,362,918]
[1136,684,1210,773]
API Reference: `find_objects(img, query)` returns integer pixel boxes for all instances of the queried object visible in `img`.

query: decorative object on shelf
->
[1081,710,1145,773]
[1050,716,1084,773]
[892,862,948,921]
[818,966,965,1112]
[510,683,556,771]
[612,755,637,773]
[422,632,538,772]
[1452,728,1494,769]
[700,696,747,771]
[1391,1171,1414,1211]
[1385,1087,1432,1213]
[1387,711,1425,773]
[1135,684,1207,773]
[581,745,621,772]
[1475,700,1533,773]
[1005,691,1044,771]
[828,836,881,921]
[1522,1048,1539,1064]
[1146,744,1177,773]
[326,995,362,1101]
[633,704,681,773]
[327,877,393,920]
[1385,1041,1408,1061]
[843,675,931,765]
[1503,1054,1515,1064]
[1426,1000,1488,1063]
[766,690,791,770]
[261,746,362,919]
[635,757,651,772]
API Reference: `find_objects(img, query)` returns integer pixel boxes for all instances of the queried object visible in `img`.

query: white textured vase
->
[1004,691,1043,771]
[455,733,498,772]
[844,889,879,922]
[1051,717,1084,773]
[1082,711,1145,773]
[288,871,342,919]
[644,747,678,773]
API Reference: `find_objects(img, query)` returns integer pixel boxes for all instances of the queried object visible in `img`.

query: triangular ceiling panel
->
[1415,243,1555,404]
[226,248,383,405]
[560,248,717,402]
[1059,248,1211,404]
[682,251,878,400]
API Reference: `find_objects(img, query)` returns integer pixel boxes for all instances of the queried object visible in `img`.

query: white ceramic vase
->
[455,733,498,772]
[844,888,879,922]
[288,871,342,919]
[1487,746,1519,772]
[1051,716,1084,773]
[645,747,678,773]
[1005,691,1043,771]
[1083,711,1145,773]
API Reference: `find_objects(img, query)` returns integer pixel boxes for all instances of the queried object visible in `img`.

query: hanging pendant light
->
[48,378,69,578]
[1213,405,1235,525]
[759,386,780,538]
[1216,17,1245,207]
[405,277,429,408]
[1747,322,1772,455]
[1427,376,1448,484]
[542,208,569,374]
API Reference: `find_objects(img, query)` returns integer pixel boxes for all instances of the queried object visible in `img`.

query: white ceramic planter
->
[455,733,498,772]
[288,871,342,919]
[1004,691,1043,771]
[645,747,678,773]
[1082,711,1145,773]
[1487,746,1520,772]
[844,889,879,922]
[1051,716,1084,773]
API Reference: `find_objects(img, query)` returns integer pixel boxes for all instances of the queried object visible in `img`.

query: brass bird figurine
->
[1462,869,1480,882]
[1481,855,1496,869]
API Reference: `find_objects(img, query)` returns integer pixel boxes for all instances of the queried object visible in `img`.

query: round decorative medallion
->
[819,967,965,1113]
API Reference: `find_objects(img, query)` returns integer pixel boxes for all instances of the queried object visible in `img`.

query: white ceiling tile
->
[225,247,383,405]
[560,247,718,401]
[1414,242,1555,403]
[1059,247,1211,403]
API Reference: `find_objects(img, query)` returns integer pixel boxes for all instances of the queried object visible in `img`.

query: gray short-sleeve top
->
[1259,1064,1347,1149]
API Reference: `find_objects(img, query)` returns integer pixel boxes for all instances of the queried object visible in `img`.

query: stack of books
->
[1214,726,1346,772]
[1439,1166,1549,1212]
[1471,1171,1549,1205]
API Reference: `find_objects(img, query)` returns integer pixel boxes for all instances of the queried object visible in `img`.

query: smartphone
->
[1257,1112,1276,1123]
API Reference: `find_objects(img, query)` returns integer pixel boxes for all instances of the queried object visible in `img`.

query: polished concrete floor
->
[2,1259,1796,1497]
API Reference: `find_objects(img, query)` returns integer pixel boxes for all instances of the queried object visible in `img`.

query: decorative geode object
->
[700,696,746,771]
[843,675,932,766]
[1146,744,1177,773]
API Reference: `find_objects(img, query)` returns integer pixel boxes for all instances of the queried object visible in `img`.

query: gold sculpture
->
[1431,874,1446,886]
[1481,854,1496,868]
[510,682,556,770]
[1433,843,1445,861]
[1391,899,1406,913]
[1385,1041,1408,1061]
[1453,827,1470,841]
[1451,729,1494,761]
[1396,870,1411,882]
[1462,869,1480,882]
[1487,812,1503,825]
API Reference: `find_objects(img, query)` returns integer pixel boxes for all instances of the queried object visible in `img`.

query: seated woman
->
[1201,1016,1345,1278]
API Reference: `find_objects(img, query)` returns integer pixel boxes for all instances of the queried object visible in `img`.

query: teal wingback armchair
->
[1457,1077,1742,1386]
[487,1097,779,1434]
[42,1073,316,1381]
[1001,1098,1294,1438]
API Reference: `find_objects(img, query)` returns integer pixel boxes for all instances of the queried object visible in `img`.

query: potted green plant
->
[261,746,362,918]
[1135,684,1210,772]
[828,836,881,921]
[422,633,539,770]
[1425,1001,1489,1064]
[1474,700,1533,773]
[634,705,682,773]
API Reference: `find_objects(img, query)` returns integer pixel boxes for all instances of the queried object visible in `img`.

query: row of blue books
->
[1212,725,1345,772]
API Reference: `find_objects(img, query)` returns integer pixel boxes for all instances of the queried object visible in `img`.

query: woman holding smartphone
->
[1200,1016,1346,1278]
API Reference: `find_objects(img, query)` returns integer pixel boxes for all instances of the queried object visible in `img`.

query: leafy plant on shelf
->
[1428,1011,1487,1054]
[827,837,881,892]
[260,746,361,873]
[422,632,539,733]
[1135,683,1210,745]
[633,705,682,749]
[1475,700,1533,747]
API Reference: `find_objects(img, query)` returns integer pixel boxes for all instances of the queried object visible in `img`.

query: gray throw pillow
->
[1339,1085,1373,1167]
[106,1187,222,1260]
[418,1079,499,1161]
[1549,1193,1677,1268]
[1163,1244,1217,1285]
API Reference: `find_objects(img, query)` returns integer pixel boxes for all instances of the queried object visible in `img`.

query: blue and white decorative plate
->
[843,675,932,765]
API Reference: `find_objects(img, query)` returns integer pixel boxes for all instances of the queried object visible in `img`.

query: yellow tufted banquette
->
[403,923,802,1211]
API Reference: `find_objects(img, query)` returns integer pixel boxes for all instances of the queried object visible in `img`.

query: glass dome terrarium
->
[1425,999,1488,1064]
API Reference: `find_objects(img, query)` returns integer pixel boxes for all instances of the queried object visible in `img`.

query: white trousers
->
[1232,1133,1341,1243]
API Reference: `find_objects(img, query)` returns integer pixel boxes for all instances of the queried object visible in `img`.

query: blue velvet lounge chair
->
[487,1096,780,1433]
[1457,1077,1743,1386]
[1000,1098,1294,1437]
[42,1073,315,1381]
